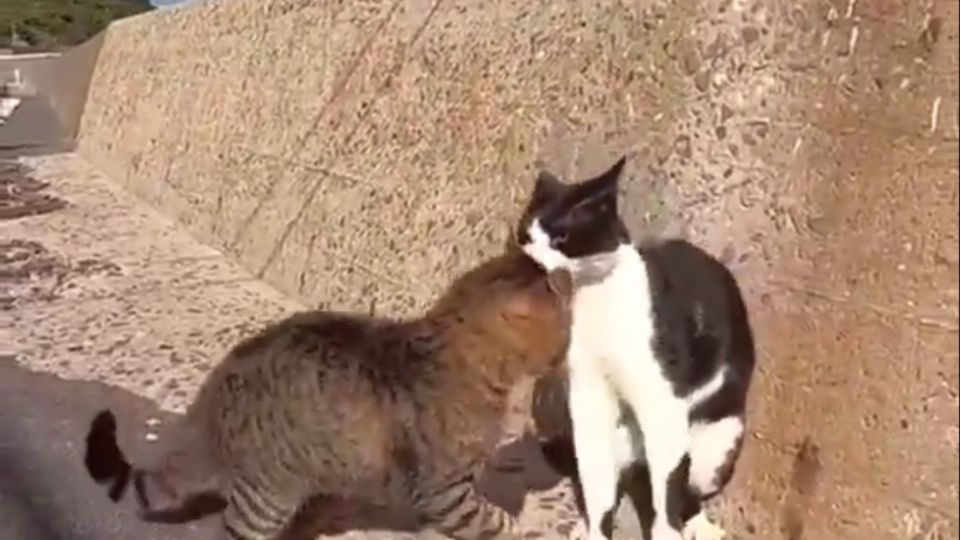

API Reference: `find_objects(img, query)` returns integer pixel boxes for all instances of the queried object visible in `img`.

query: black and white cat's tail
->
[84,409,226,523]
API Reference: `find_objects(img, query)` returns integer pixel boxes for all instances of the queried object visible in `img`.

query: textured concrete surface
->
[13,0,959,538]
[4,154,301,412]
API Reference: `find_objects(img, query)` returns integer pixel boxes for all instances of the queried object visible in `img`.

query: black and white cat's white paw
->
[682,512,726,540]
[650,520,685,540]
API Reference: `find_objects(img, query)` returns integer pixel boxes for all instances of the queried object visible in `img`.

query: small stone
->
[720,245,736,263]
[704,35,726,60]
[655,143,672,165]
[682,49,701,75]
[921,17,943,52]
[787,59,815,72]
[720,104,734,122]
[674,135,692,159]
[806,216,830,235]
[145,432,159,442]
[694,70,711,92]
[742,26,760,45]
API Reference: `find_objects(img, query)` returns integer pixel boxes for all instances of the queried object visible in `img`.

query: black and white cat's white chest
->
[564,241,732,405]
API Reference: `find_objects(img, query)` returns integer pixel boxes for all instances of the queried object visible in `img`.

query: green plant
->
[0,0,153,50]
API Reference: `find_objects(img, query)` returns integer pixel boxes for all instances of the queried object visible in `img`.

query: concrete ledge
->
[4,153,302,412]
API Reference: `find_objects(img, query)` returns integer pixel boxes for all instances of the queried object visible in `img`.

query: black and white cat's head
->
[515,156,631,275]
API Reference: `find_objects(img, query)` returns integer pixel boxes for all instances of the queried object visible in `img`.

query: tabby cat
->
[515,158,756,540]
[85,251,573,540]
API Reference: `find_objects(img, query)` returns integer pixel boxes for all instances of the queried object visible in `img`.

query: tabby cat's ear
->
[546,269,574,305]
[531,170,566,204]
[504,274,560,317]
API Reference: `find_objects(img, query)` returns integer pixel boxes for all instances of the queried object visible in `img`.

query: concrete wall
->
[73,0,960,538]
[76,0,704,316]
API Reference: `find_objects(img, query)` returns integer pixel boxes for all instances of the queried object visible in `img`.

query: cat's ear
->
[504,273,568,317]
[531,170,566,204]
[546,269,574,305]
[583,156,626,199]
[569,156,626,213]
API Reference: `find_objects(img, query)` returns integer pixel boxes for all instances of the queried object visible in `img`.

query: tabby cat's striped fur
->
[84,252,572,540]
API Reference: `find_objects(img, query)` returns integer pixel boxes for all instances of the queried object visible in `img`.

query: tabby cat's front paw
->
[682,512,726,540]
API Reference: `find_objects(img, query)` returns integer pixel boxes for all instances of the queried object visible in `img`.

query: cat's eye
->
[549,232,568,247]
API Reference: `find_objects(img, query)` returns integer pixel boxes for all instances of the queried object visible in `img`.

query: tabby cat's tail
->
[85,409,226,523]
[85,409,134,502]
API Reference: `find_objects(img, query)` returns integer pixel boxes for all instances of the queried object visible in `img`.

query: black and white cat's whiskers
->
[517,157,754,540]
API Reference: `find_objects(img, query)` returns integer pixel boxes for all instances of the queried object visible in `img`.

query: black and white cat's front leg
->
[567,341,623,540]
[621,384,691,540]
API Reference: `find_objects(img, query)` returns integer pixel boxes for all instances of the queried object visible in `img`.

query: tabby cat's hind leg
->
[220,476,299,540]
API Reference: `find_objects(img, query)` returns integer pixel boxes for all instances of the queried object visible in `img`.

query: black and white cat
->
[515,157,756,540]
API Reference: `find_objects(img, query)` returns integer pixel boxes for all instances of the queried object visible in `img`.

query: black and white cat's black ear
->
[585,155,626,197]
[570,155,627,212]
[531,170,566,204]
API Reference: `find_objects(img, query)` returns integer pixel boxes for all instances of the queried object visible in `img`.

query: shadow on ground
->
[0,358,218,540]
